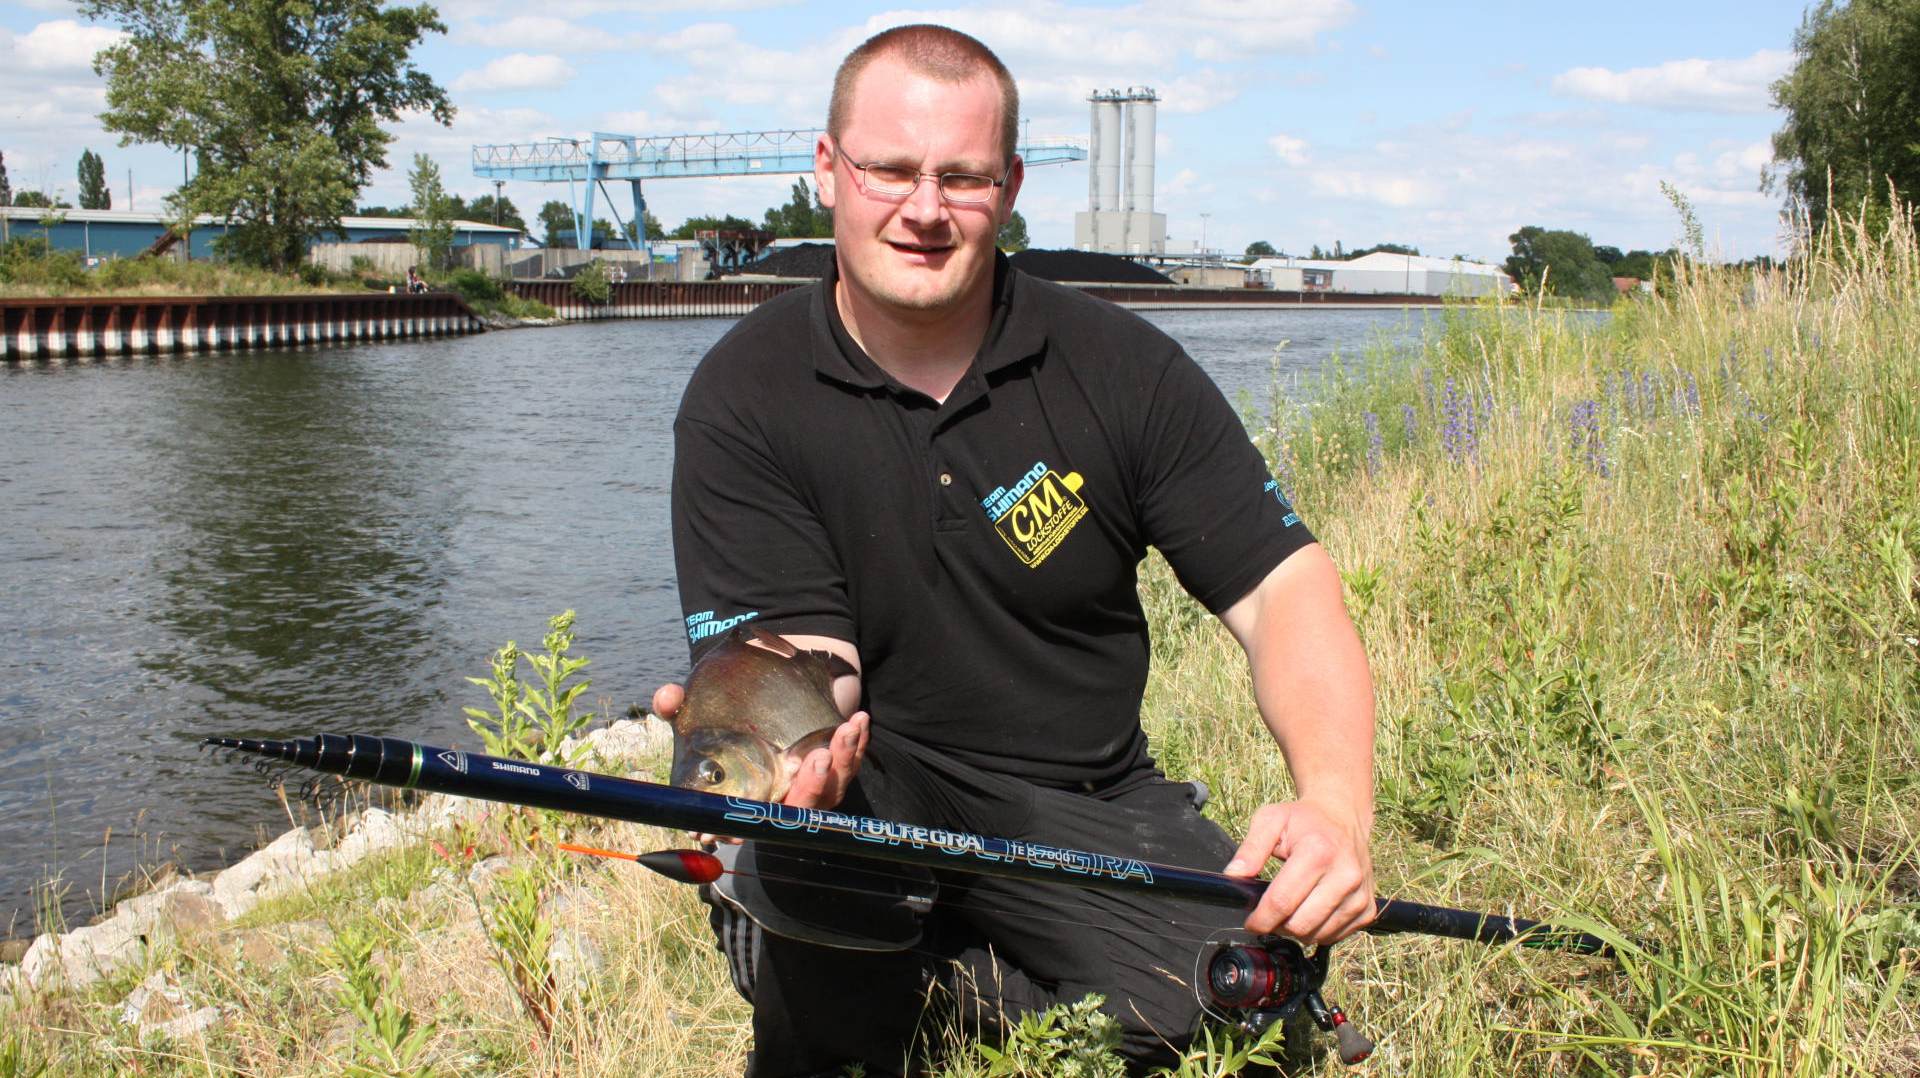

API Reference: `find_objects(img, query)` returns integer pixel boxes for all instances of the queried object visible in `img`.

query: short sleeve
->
[670,413,855,661]
[1133,351,1315,613]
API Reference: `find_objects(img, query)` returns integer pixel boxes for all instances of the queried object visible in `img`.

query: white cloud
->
[451,54,574,93]
[5,19,125,71]
[437,0,793,17]
[1268,134,1308,165]
[1308,171,1427,208]
[455,16,625,51]
[1551,49,1793,114]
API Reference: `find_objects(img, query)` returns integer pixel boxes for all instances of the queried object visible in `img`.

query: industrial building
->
[0,207,523,262]
[1247,252,1514,297]
[1075,88,1165,255]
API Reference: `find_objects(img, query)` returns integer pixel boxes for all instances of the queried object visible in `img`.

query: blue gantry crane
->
[471,129,1087,250]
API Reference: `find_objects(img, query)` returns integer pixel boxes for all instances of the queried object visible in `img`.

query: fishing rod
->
[205,732,1631,1065]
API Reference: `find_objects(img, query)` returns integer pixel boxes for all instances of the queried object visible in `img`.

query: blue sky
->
[3,0,1810,263]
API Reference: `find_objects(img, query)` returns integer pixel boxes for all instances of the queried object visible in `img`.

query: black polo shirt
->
[670,254,1314,787]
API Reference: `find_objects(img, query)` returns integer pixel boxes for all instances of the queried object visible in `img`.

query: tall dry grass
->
[2,205,1915,1075]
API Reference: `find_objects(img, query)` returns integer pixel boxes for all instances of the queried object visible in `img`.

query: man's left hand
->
[1225,798,1375,945]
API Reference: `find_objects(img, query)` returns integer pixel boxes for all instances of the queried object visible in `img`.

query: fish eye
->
[698,759,725,786]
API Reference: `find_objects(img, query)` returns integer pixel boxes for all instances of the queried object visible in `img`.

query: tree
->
[1,150,13,207]
[78,149,111,209]
[997,210,1030,252]
[1505,225,1616,302]
[760,179,832,238]
[12,191,72,209]
[1768,0,1920,225]
[1348,242,1419,258]
[1244,240,1277,258]
[467,193,525,233]
[407,153,454,270]
[86,0,454,269]
[538,200,575,246]
[669,214,760,240]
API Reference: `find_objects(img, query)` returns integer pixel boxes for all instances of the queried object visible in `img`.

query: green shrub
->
[570,260,612,305]
[445,267,504,304]
[297,262,329,287]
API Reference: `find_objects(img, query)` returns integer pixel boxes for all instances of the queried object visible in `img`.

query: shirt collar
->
[809,251,1047,393]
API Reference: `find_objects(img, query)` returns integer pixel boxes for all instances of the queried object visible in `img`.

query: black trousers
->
[704,728,1249,1077]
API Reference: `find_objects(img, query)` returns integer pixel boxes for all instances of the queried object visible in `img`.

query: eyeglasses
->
[835,144,1008,204]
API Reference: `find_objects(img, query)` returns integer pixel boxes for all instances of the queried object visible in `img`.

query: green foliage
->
[481,864,558,1038]
[1506,224,1617,302]
[1768,0,1920,225]
[0,149,11,207]
[462,610,595,768]
[444,267,502,304]
[537,200,574,246]
[465,193,524,233]
[970,994,1125,1078]
[668,213,760,240]
[85,0,454,268]
[332,923,437,1077]
[761,178,832,238]
[0,237,87,290]
[996,210,1030,252]
[1243,239,1277,258]
[407,153,455,271]
[9,191,68,210]
[570,260,613,305]
[76,149,110,210]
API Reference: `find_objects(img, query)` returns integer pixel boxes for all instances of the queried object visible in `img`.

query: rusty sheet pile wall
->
[1,293,485,362]
[507,279,806,320]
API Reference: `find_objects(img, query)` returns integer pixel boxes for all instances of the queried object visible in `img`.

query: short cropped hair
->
[827,24,1020,165]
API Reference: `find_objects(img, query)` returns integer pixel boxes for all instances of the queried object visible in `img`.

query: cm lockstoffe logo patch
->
[980,461,1089,568]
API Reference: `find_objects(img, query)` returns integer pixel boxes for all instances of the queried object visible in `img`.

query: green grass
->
[2,205,1915,1075]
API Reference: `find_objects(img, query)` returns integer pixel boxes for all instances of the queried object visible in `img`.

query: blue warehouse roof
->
[1,208,524,261]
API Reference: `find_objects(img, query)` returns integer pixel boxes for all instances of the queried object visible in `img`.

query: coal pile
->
[728,243,837,278]
[1009,249,1172,284]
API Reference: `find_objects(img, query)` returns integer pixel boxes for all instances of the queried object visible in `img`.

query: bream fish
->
[667,625,856,801]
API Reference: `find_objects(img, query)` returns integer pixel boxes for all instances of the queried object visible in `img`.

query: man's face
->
[815,56,1023,318]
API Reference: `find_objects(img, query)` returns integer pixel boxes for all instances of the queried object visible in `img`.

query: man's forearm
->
[1223,545,1376,824]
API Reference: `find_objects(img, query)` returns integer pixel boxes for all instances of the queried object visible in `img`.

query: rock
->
[21,916,147,991]
[119,969,222,1042]
[548,925,605,998]
[229,919,327,970]
[211,827,320,915]
[0,936,30,964]
[468,855,515,890]
[335,807,408,862]
[159,886,224,941]
[587,718,671,768]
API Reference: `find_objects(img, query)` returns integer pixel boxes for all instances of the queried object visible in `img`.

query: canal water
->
[0,305,1434,934]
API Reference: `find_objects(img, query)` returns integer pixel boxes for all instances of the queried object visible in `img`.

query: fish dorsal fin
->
[806,649,858,681]
[746,624,798,658]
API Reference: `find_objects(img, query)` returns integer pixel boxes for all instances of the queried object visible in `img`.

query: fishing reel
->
[1193,930,1374,1066]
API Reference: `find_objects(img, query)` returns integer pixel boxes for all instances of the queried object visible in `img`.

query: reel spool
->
[1192,930,1375,1066]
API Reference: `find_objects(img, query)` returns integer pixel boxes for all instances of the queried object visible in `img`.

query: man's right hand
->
[648,681,870,834]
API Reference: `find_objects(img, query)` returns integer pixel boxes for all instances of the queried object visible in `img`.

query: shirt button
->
[939,473,953,486]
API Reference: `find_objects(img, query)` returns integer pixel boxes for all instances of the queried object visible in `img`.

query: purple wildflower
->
[1440,378,1477,464]
[1685,372,1700,416]
[1569,398,1609,476]
[1401,402,1417,444]
[1364,411,1384,473]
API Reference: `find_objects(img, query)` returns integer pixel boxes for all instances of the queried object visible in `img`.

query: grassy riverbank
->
[0,240,555,322]
[2,209,1914,1076]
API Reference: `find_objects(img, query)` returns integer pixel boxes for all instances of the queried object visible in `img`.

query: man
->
[654,24,1375,1076]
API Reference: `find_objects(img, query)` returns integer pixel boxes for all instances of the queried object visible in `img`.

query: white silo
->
[1094,91,1124,212]
[1123,87,1157,215]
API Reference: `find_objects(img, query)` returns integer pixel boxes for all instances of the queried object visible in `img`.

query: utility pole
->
[1200,213,1210,258]
[493,179,504,224]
